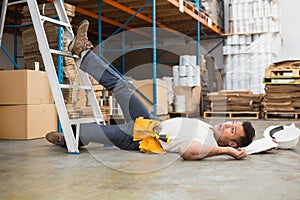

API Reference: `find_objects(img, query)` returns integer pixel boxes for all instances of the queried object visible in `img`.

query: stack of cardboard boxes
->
[262,61,300,119]
[0,70,57,139]
[204,90,262,119]
[132,79,168,116]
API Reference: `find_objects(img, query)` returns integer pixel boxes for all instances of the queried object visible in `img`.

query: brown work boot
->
[46,131,64,146]
[68,20,94,57]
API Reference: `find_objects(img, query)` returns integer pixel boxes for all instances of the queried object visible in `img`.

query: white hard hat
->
[263,123,300,149]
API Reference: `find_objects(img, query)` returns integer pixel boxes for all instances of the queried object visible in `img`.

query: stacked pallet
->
[204,90,262,119]
[21,3,75,70]
[100,106,111,124]
[263,61,300,119]
[63,56,86,106]
[265,61,300,78]
[93,85,104,104]
[88,76,111,122]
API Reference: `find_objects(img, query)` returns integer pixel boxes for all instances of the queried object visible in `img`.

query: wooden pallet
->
[203,111,260,119]
[157,114,170,121]
[263,77,300,84]
[264,112,300,120]
[169,112,200,118]
[265,68,300,77]
[107,114,170,125]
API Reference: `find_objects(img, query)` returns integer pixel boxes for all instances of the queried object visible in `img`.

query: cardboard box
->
[173,86,201,112]
[0,70,53,105]
[0,104,57,140]
[132,79,168,115]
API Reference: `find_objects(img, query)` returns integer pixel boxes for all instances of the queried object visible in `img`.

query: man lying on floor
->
[46,20,255,161]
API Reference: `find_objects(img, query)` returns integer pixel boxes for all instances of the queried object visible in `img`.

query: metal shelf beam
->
[166,0,223,35]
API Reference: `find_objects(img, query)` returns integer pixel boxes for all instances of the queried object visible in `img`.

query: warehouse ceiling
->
[1,0,223,41]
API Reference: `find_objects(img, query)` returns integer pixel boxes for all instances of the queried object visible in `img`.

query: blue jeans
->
[61,51,153,150]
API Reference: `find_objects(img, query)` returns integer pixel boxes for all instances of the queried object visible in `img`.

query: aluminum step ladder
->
[0,0,105,154]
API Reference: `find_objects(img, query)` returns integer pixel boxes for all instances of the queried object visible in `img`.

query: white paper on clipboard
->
[242,138,278,155]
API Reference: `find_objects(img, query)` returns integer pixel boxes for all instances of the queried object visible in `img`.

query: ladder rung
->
[40,15,71,28]
[69,118,104,124]
[7,0,27,6]
[50,49,79,58]
[60,84,93,90]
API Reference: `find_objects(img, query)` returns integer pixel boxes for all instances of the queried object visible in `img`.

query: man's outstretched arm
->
[179,141,247,160]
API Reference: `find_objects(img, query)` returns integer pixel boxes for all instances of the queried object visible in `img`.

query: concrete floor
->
[0,119,300,200]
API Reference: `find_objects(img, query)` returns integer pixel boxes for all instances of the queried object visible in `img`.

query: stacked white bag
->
[166,55,201,112]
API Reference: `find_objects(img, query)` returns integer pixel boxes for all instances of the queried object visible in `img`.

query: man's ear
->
[229,141,237,148]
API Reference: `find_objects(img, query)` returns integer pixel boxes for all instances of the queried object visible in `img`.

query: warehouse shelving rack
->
[0,0,224,117]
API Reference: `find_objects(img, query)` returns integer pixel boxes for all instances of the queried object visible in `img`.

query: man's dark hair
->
[236,121,255,147]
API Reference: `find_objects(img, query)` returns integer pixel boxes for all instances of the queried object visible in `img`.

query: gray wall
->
[276,0,300,61]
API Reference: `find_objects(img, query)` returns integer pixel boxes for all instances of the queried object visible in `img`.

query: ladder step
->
[7,0,27,6]
[69,118,104,125]
[50,49,79,58]
[40,15,71,28]
[60,84,93,90]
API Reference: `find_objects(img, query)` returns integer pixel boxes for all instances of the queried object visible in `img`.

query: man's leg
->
[69,20,152,122]
[45,20,149,150]
[80,51,152,122]
[47,121,139,150]
[79,122,139,150]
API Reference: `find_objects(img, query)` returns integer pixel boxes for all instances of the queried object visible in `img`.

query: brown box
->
[173,86,201,112]
[0,70,53,105]
[132,79,168,115]
[0,104,57,140]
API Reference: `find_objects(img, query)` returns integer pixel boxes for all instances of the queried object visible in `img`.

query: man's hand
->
[226,147,247,160]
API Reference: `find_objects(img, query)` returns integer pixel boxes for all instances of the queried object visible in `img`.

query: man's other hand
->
[227,147,247,160]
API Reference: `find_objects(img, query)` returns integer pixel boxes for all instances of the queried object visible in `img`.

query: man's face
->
[213,121,246,147]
